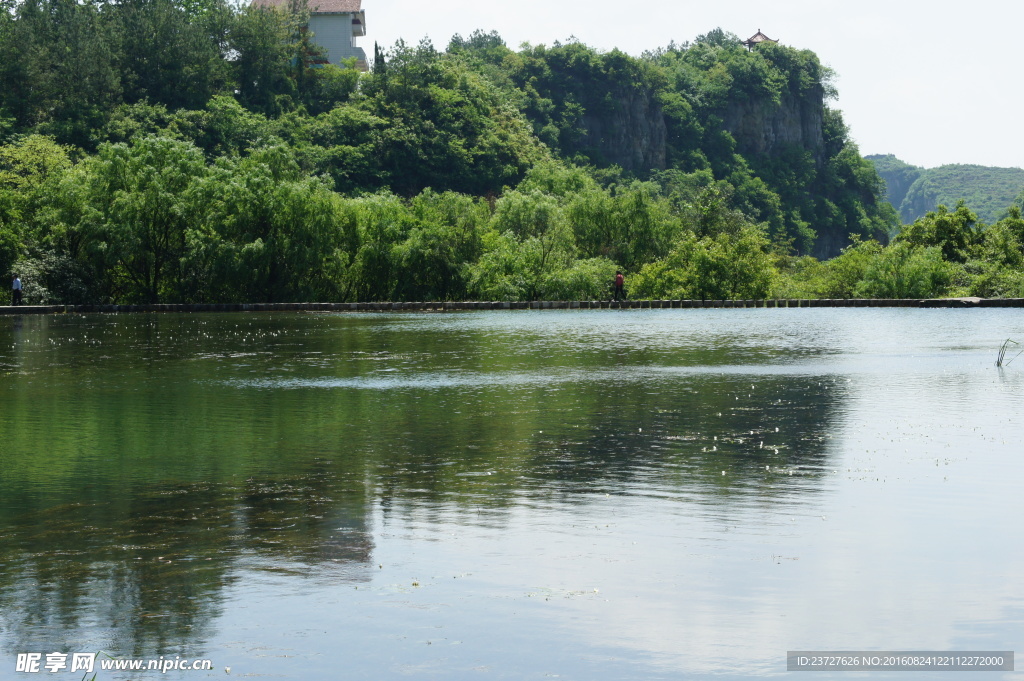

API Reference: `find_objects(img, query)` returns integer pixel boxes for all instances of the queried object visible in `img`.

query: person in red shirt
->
[613,271,624,301]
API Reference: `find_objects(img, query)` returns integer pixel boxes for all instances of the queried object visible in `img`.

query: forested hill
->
[868,154,1024,225]
[1,3,901,304]
[447,29,895,258]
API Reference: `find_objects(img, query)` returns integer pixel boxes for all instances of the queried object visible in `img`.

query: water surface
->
[1,309,1022,679]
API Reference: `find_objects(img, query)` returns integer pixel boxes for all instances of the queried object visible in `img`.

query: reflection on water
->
[0,472,373,658]
[1,310,1023,679]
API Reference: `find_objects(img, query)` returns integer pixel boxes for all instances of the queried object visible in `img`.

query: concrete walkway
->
[2,297,1022,315]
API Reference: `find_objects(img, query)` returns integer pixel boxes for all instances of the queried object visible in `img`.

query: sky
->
[360,0,1024,170]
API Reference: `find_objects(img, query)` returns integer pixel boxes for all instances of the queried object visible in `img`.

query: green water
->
[1,310,1022,680]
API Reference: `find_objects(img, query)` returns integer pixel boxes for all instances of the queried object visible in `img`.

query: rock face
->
[580,86,667,172]
[573,82,822,174]
[811,230,847,261]
[722,86,825,163]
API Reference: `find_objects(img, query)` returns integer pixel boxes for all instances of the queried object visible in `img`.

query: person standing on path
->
[613,271,625,301]
[11,274,22,306]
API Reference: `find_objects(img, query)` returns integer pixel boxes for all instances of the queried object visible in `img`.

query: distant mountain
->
[867,155,1024,224]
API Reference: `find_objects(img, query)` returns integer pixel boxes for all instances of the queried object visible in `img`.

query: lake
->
[1,309,1022,680]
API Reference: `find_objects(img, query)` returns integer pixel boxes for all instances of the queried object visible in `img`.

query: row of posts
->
[3,298,1024,315]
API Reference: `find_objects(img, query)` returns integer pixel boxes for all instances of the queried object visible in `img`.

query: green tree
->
[78,136,207,302]
[631,225,776,300]
[982,205,1024,268]
[112,0,232,112]
[466,188,591,300]
[230,4,297,116]
[0,135,74,287]
[817,238,883,298]
[896,200,979,264]
[855,242,953,299]
[0,0,121,147]
[359,39,545,196]
[184,144,354,302]
[389,190,489,301]
[968,205,1024,298]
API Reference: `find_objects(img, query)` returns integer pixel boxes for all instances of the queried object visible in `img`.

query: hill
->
[1,6,900,304]
[867,155,1024,224]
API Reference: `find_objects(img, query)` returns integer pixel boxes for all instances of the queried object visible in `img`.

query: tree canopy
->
[1,10,1016,304]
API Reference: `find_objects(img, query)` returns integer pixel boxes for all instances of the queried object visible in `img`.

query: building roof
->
[742,29,778,48]
[252,0,361,14]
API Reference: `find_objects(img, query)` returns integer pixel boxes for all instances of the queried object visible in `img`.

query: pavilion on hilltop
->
[742,30,778,51]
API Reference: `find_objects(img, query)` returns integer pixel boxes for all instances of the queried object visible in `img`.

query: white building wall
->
[308,14,365,65]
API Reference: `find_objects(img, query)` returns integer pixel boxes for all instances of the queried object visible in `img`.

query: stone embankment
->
[2,297,1023,315]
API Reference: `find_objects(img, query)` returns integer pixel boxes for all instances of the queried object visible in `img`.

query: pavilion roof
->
[743,29,778,47]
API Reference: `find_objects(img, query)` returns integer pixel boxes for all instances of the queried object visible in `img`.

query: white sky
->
[362,0,1023,170]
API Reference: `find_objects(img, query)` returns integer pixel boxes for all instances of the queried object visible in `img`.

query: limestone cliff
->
[579,86,667,172]
[579,82,825,173]
[514,38,889,259]
[722,86,825,163]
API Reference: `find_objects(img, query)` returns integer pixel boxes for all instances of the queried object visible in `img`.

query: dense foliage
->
[774,202,1024,299]
[0,4,1018,303]
[869,154,1024,225]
